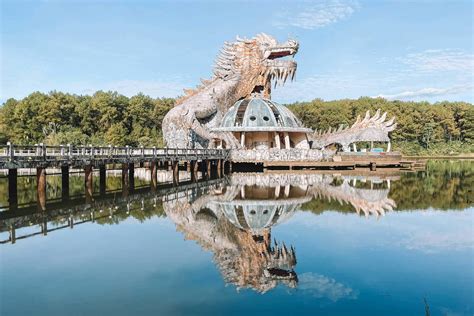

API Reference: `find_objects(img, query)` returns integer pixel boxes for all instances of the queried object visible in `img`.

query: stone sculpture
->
[311,109,397,152]
[162,33,298,148]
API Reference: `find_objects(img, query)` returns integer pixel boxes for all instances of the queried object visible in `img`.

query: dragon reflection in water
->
[163,173,397,293]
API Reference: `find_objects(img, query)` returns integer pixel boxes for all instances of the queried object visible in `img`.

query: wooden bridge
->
[1,143,230,210]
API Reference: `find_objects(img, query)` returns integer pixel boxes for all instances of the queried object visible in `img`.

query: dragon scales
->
[162,33,299,149]
[311,109,397,152]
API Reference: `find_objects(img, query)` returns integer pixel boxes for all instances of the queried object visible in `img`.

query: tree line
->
[0,91,174,147]
[0,91,473,154]
[287,97,474,154]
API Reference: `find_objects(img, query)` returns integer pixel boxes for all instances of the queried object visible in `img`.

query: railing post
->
[41,143,46,161]
[7,142,14,161]
[90,144,94,159]
[68,144,73,160]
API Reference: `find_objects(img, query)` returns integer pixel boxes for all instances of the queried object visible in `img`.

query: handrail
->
[0,143,230,163]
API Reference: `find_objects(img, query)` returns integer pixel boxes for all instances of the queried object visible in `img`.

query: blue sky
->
[1,0,473,104]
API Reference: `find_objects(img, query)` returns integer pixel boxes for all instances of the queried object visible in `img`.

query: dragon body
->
[162,33,298,148]
[311,109,397,151]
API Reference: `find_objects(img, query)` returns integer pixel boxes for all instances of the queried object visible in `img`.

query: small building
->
[211,97,313,150]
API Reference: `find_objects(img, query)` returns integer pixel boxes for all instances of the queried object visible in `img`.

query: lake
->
[1,160,473,315]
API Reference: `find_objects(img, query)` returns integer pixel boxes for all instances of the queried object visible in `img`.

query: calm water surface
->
[1,161,473,315]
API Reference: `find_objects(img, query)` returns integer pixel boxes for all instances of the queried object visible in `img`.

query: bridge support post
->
[128,163,135,192]
[122,164,129,196]
[84,165,93,202]
[151,161,158,191]
[190,160,198,182]
[217,159,222,177]
[99,164,106,196]
[10,225,16,244]
[370,162,377,171]
[206,160,211,178]
[41,219,48,236]
[37,167,46,211]
[172,161,179,185]
[61,165,69,200]
[8,169,17,209]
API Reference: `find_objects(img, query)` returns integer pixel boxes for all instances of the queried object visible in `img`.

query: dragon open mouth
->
[263,41,298,88]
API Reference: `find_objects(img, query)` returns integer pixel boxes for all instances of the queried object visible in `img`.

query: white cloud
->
[399,49,474,73]
[399,229,474,254]
[298,272,358,301]
[274,0,359,30]
[373,84,473,100]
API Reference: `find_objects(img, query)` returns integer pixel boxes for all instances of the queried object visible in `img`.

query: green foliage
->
[1,91,473,155]
[288,97,474,155]
[0,91,174,146]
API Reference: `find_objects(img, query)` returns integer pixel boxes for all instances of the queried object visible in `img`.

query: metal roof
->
[211,97,313,133]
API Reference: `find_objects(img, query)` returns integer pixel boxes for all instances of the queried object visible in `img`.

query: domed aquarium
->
[212,97,313,150]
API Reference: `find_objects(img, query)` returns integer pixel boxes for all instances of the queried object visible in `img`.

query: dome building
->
[212,97,313,150]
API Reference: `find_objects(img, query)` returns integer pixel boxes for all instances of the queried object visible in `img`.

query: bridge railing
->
[0,143,230,163]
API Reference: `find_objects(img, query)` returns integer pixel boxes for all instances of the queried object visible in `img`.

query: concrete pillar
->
[99,164,106,196]
[10,225,16,244]
[387,141,391,152]
[352,143,357,152]
[61,165,69,200]
[274,132,281,149]
[172,161,179,185]
[37,167,46,211]
[217,159,222,177]
[41,219,47,236]
[274,185,281,198]
[370,162,377,171]
[284,132,290,149]
[206,160,212,178]
[151,161,158,190]
[84,165,93,202]
[190,160,198,182]
[128,163,135,192]
[121,163,129,195]
[8,169,17,209]
[240,132,245,148]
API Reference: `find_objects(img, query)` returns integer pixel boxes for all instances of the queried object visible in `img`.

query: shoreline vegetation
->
[0,91,473,156]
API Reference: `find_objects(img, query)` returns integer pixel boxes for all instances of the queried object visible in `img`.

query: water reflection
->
[1,165,472,296]
[161,172,399,293]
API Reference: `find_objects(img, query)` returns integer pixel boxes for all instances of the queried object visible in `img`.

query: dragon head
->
[214,33,299,98]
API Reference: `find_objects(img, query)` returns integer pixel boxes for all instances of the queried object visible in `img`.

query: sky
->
[1,0,473,104]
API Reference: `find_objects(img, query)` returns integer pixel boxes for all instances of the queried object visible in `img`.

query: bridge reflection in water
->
[0,172,398,293]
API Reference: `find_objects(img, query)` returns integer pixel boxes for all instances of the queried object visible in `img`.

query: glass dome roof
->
[211,97,313,133]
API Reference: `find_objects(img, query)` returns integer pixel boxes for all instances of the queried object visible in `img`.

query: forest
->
[0,91,473,155]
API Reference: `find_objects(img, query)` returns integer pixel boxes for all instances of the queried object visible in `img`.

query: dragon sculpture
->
[311,109,397,152]
[162,33,298,148]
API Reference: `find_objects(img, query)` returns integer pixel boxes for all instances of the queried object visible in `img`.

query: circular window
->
[263,116,270,121]
[263,210,269,214]
[249,116,256,121]
[250,210,256,215]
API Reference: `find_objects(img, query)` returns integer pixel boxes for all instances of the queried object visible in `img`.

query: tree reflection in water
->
[1,166,471,294]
